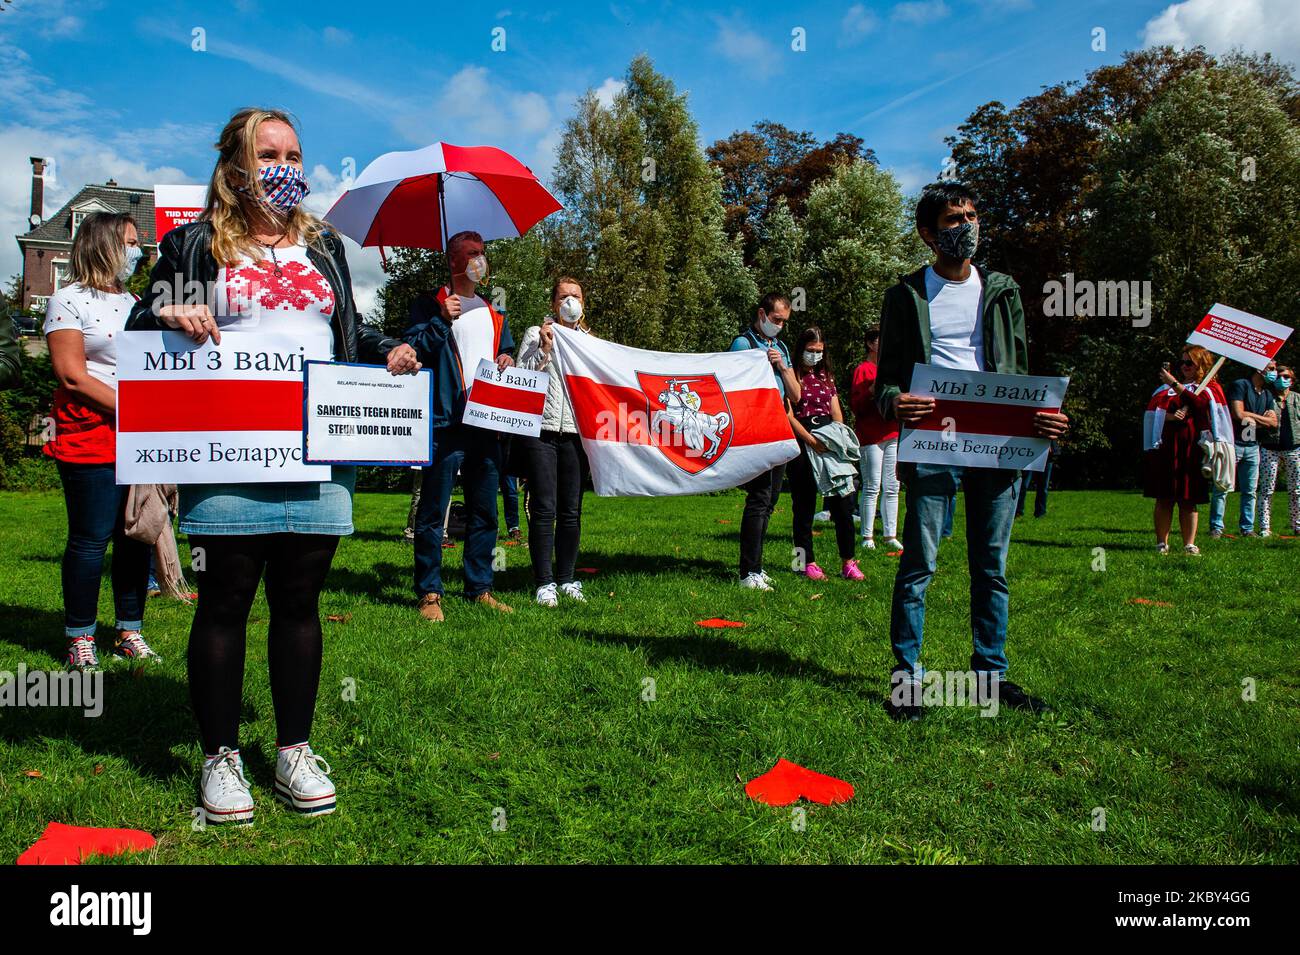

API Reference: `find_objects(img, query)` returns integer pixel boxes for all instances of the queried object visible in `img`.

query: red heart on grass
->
[695,618,745,628]
[887,550,903,557]
[576,567,599,574]
[745,758,854,806]
[1128,598,1173,607]
[17,822,155,865]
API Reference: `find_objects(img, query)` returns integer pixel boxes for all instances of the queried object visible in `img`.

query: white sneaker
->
[201,747,254,826]
[274,744,336,816]
[1156,542,1170,554]
[862,537,876,550]
[758,569,774,587]
[884,538,903,551]
[740,572,773,591]
[559,581,587,603]
[1260,529,1272,538]
[536,583,558,607]
[813,509,831,522]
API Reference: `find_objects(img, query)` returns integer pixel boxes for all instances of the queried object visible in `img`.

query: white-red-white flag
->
[550,325,798,497]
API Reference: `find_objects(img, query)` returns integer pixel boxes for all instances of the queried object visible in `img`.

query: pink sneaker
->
[803,562,828,581]
[841,559,865,581]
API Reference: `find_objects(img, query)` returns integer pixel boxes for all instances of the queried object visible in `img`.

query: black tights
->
[188,533,339,754]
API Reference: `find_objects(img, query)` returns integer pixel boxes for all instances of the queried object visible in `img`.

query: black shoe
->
[993,680,1051,714]
[883,697,923,721]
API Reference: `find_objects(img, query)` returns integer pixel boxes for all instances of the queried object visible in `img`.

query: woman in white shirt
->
[516,278,592,607]
[44,212,158,670]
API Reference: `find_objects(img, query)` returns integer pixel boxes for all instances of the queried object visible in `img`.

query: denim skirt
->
[179,467,356,536]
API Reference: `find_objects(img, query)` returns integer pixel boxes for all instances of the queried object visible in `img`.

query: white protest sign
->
[897,365,1069,472]
[462,358,549,437]
[304,361,433,465]
[116,330,331,484]
[1185,303,1292,372]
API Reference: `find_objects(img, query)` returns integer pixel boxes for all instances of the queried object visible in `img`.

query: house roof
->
[18,184,158,248]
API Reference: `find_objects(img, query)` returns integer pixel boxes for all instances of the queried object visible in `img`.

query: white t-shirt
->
[43,283,137,391]
[924,266,984,371]
[214,241,335,351]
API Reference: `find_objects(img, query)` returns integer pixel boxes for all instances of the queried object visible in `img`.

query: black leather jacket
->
[125,220,398,364]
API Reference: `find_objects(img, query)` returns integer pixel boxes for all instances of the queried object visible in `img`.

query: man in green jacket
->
[0,312,22,390]
[876,182,1069,720]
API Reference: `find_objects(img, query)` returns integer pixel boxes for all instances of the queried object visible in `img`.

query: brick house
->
[14,157,158,314]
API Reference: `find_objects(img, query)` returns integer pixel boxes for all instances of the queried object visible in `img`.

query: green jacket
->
[874,265,1029,421]
[0,313,21,391]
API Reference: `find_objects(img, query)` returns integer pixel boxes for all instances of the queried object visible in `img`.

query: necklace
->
[258,229,290,276]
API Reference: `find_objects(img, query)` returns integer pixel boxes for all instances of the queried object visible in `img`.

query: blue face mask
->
[1275,376,1291,392]
[1264,370,1278,382]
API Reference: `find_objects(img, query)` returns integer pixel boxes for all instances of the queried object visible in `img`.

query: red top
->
[44,388,116,464]
[850,360,899,445]
[793,370,837,419]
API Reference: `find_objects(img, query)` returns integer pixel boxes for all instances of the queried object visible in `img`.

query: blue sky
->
[2,0,1295,310]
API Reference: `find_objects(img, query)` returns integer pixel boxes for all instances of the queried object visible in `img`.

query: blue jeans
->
[413,426,501,598]
[1209,444,1260,533]
[941,494,956,538]
[890,464,1019,678]
[1015,460,1051,517]
[500,473,520,531]
[56,460,150,638]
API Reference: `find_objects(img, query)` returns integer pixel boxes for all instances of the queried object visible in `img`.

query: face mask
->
[118,245,143,282]
[802,350,823,366]
[464,254,489,284]
[243,163,310,214]
[934,220,978,260]
[758,315,781,338]
[1264,370,1278,382]
[558,295,583,324]
[1276,376,1291,392]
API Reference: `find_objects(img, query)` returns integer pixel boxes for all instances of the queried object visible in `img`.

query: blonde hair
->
[68,212,135,295]
[551,275,590,332]
[204,107,328,266]
[1183,345,1216,384]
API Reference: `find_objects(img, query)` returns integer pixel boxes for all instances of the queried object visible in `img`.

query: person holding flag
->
[405,231,515,622]
[1142,346,1231,554]
[875,181,1069,720]
[515,277,593,607]
[730,293,802,592]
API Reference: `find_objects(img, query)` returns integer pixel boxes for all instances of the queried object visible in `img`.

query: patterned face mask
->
[242,163,310,213]
[934,220,978,260]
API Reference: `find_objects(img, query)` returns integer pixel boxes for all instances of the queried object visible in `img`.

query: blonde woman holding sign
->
[127,107,418,826]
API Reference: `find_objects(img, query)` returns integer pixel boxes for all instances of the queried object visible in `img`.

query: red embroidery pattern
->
[226,258,335,315]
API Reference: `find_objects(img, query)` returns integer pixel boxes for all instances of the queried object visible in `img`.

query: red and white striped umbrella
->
[324,141,562,253]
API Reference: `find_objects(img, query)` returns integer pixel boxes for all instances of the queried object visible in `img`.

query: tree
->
[799,160,927,390]
[708,121,876,263]
[550,55,756,352]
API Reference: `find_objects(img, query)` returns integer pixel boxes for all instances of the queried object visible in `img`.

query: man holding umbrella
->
[406,231,515,622]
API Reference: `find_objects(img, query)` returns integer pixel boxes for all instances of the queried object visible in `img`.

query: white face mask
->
[558,295,583,324]
[118,245,143,283]
[464,254,488,284]
[802,350,823,366]
[758,315,782,338]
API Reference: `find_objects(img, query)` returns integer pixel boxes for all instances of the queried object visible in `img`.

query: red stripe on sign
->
[117,379,303,432]
[564,377,794,446]
[1195,313,1285,356]
[467,378,547,416]
[908,399,1057,439]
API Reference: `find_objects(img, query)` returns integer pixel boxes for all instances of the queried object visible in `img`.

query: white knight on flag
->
[549,325,799,497]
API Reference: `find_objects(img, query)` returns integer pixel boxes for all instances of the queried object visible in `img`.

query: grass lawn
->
[0,486,1296,864]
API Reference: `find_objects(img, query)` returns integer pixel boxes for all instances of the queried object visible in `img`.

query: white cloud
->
[302,163,389,317]
[1142,0,1299,66]
[0,126,194,285]
[322,26,352,45]
[712,15,782,78]
[840,5,881,46]
[889,162,941,196]
[594,77,626,108]
[892,1,951,26]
